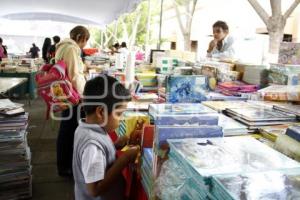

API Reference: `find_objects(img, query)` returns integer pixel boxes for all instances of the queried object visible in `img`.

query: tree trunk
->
[268,29,284,55]
[183,33,191,51]
[267,15,286,56]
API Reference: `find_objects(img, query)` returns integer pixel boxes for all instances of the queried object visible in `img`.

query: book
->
[149,103,216,117]
[155,125,223,146]
[273,104,300,116]
[212,170,300,200]
[259,85,300,102]
[201,101,250,112]
[286,125,300,142]
[226,107,296,122]
[275,134,300,162]
[278,42,300,64]
[166,75,208,103]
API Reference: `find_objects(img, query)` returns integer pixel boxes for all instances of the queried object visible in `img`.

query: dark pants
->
[56,105,84,174]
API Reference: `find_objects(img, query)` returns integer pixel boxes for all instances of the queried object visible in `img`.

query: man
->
[207,21,235,59]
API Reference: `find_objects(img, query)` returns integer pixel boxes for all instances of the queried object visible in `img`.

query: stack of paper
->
[0,112,32,199]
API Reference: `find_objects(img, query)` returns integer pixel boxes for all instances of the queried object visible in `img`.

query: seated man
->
[206,21,235,59]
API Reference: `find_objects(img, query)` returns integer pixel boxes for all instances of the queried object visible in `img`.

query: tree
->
[174,0,198,51]
[248,0,300,56]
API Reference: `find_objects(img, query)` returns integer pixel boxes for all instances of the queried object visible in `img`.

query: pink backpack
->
[35,60,81,119]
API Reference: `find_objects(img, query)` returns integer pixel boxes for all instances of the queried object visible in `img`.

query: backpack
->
[35,60,81,119]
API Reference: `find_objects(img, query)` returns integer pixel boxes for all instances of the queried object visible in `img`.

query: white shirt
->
[207,35,235,59]
[81,144,106,184]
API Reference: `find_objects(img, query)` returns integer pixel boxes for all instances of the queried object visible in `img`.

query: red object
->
[142,125,154,148]
[108,131,148,200]
[83,48,99,56]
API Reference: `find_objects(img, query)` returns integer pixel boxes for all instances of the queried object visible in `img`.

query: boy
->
[206,21,235,59]
[73,75,139,200]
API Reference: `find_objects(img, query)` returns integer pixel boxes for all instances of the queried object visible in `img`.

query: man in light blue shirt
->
[207,21,235,59]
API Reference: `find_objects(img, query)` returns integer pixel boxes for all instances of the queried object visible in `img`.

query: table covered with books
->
[100,45,300,200]
[0,77,27,95]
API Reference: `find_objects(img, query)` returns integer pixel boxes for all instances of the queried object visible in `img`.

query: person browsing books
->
[73,75,139,200]
[55,25,90,177]
[206,21,235,59]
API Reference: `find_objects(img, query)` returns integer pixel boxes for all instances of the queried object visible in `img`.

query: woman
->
[0,37,7,61]
[55,25,90,176]
[42,38,52,63]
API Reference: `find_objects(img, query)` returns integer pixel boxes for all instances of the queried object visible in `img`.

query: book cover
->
[278,42,300,64]
[155,125,223,146]
[154,114,218,126]
[212,170,300,200]
[226,107,296,122]
[116,111,150,137]
[149,103,216,117]
[286,125,300,142]
[166,75,208,103]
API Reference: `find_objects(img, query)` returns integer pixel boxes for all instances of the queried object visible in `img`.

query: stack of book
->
[0,99,25,117]
[225,107,296,131]
[0,101,31,199]
[155,136,300,199]
[218,114,248,136]
[202,101,251,112]
[217,81,259,96]
[141,148,153,199]
[242,65,268,87]
[273,104,300,117]
[259,85,300,102]
[211,169,300,200]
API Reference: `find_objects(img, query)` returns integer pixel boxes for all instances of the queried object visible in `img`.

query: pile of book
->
[211,169,300,200]
[216,81,259,96]
[0,99,25,117]
[225,106,296,131]
[155,136,300,199]
[0,100,31,199]
[141,148,153,199]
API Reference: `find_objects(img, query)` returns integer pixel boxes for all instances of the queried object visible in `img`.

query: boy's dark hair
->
[53,36,61,44]
[83,75,131,115]
[213,21,229,32]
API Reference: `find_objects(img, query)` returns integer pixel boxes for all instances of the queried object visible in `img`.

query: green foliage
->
[89,0,161,49]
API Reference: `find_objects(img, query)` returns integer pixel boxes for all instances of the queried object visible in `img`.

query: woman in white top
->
[207,21,235,59]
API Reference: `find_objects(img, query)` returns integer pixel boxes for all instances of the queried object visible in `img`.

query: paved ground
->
[21,98,74,200]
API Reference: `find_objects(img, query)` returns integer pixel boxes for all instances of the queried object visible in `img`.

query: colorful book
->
[166,75,208,103]
[278,42,300,64]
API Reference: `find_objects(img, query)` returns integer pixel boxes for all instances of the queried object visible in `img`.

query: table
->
[0,71,37,99]
[0,77,28,94]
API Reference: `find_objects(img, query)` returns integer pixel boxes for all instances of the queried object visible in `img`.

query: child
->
[73,75,139,200]
[206,21,235,59]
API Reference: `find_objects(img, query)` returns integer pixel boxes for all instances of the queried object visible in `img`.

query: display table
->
[0,71,37,99]
[0,77,27,94]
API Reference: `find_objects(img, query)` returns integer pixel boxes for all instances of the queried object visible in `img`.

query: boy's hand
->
[207,39,218,52]
[122,146,140,163]
[114,136,129,150]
